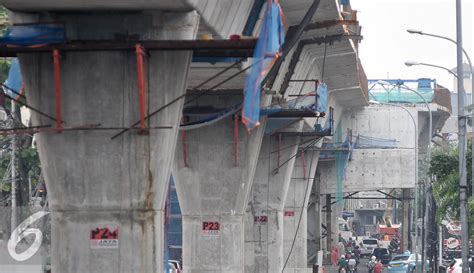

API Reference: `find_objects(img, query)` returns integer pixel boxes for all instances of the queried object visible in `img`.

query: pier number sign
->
[202,221,220,236]
[90,225,119,249]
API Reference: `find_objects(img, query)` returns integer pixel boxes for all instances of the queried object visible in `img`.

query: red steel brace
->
[135,44,149,134]
[53,49,63,133]
[234,114,239,166]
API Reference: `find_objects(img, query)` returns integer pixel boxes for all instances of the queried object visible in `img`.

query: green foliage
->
[429,141,474,238]
[0,59,11,84]
[0,6,10,83]
[0,145,41,193]
[20,147,41,185]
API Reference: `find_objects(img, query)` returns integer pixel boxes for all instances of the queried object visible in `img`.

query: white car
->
[448,258,472,273]
[360,238,379,258]
[168,260,182,273]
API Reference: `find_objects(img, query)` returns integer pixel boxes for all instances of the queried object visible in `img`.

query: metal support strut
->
[234,114,239,166]
[135,44,149,134]
[182,130,188,167]
[53,49,63,133]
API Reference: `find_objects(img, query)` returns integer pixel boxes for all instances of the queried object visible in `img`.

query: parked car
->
[361,238,380,258]
[448,258,472,273]
[387,253,429,273]
[371,247,391,265]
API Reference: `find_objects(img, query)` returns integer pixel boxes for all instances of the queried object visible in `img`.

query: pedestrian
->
[374,259,383,273]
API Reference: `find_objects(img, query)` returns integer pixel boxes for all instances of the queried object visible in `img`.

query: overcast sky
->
[350,0,473,91]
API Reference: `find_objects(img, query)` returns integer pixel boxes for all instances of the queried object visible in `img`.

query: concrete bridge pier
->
[172,94,269,273]
[283,148,320,272]
[244,121,304,273]
[15,11,199,273]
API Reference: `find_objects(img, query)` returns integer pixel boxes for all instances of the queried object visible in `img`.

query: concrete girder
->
[1,0,253,39]
[244,121,303,273]
[14,11,200,273]
[318,103,450,195]
[284,41,367,108]
[280,0,341,26]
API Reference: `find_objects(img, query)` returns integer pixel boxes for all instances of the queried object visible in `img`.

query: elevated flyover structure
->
[243,1,368,273]
[314,79,451,256]
[2,0,369,273]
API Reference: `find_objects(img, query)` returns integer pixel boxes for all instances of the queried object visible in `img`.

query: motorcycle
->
[388,240,400,254]
[348,258,357,273]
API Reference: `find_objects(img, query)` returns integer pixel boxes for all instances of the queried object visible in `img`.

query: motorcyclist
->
[389,237,399,253]
[367,256,376,273]
[338,255,348,273]
[354,246,361,264]
[348,256,358,273]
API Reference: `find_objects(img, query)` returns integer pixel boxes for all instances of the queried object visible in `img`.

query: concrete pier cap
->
[12,10,200,273]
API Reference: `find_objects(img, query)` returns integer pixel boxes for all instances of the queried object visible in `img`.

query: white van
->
[360,238,380,257]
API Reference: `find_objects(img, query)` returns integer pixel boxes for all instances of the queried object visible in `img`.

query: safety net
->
[354,135,397,149]
[368,79,435,104]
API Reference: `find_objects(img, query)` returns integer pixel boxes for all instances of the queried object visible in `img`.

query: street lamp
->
[408,5,470,271]
[407,28,474,202]
[370,82,433,273]
[370,81,433,272]
[405,61,459,78]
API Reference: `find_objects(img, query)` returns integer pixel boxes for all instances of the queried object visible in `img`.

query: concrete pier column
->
[244,121,304,273]
[16,11,199,273]
[314,173,323,253]
[283,149,319,272]
[325,194,332,254]
[172,95,270,273]
[402,189,411,251]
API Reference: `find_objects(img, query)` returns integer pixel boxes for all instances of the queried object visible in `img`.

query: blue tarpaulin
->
[242,0,285,130]
[3,58,23,100]
[0,24,65,46]
[316,83,328,113]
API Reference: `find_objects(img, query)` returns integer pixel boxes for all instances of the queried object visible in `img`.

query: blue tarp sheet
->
[0,25,65,46]
[316,83,328,113]
[242,0,285,130]
[3,58,23,100]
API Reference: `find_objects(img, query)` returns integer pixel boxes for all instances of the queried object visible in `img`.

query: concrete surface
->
[244,122,303,273]
[283,149,320,272]
[319,149,416,194]
[15,11,199,273]
[1,0,253,39]
[173,95,270,273]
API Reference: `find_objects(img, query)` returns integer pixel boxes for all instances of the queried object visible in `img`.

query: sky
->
[350,0,473,91]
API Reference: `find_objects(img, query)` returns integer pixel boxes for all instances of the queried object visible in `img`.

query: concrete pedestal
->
[15,11,199,273]
[401,189,411,252]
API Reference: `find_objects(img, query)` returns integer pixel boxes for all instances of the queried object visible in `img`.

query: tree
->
[0,9,42,206]
[429,141,474,239]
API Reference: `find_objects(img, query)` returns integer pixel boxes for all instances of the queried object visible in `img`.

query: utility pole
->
[10,100,17,232]
[455,1,469,273]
